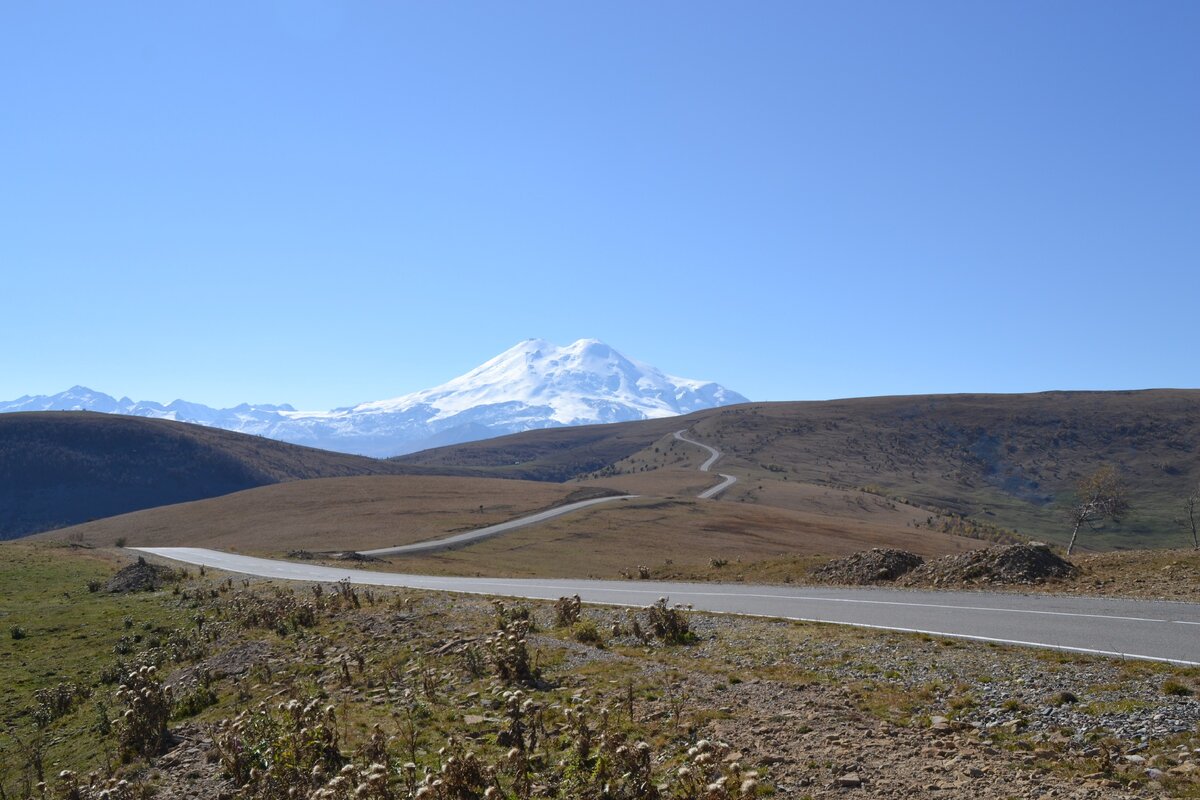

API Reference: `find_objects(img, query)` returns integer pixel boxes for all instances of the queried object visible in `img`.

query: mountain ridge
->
[0,339,747,457]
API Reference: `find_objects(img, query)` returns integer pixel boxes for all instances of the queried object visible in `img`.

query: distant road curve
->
[360,429,734,556]
[360,494,637,556]
[133,547,1200,666]
[673,429,738,498]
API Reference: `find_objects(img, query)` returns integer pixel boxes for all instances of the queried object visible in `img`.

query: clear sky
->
[2,2,1197,410]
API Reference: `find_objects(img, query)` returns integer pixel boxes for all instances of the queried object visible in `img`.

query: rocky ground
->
[806,544,1200,605]
[102,597,1200,797]
[682,611,1200,798]
[896,542,1078,588]
[102,555,181,593]
[809,549,926,585]
[6,545,1200,799]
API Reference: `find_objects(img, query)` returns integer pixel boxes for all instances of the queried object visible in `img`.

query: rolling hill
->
[32,474,611,552]
[9,390,1199,550]
[37,473,977,577]
[392,414,691,480]
[0,412,420,539]
[401,390,1200,548]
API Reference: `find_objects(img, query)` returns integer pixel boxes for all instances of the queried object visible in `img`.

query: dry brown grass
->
[1041,548,1200,602]
[344,496,982,579]
[38,468,990,580]
[36,475,591,552]
[401,390,1200,548]
[577,467,717,498]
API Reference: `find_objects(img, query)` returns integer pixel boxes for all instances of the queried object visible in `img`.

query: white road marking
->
[728,613,1200,667]
[135,547,1200,667]
[362,579,1168,623]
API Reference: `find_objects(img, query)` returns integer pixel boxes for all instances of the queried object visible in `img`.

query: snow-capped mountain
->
[1,339,747,457]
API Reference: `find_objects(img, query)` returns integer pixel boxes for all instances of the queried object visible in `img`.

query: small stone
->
[836,773,862,788]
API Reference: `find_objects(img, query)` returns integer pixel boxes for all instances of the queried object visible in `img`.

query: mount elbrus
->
[0,339,748,457]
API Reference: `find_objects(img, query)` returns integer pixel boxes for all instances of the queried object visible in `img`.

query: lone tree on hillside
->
[1183,483,1199,550]
[1066,466,1130,555]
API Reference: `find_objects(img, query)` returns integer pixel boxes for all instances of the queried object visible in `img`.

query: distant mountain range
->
[0,339,748,457]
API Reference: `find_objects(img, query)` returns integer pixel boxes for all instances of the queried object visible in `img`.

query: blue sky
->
[2,1,1197,410]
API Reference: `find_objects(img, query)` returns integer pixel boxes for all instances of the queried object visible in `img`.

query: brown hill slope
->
[36,475,605,552]
[38,475,977,576]
[330,495,978,579]
[0,412,425,539]
[401,391,1200,548]
[392,415,690,480]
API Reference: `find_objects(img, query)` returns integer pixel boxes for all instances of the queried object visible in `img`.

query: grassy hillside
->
[403,391,1200,548]
[391,415,690,480]
[691,391,1199,548]
[36,475,613,552]
[0,412,425,539]
[10,390,1199,549]
[306,494,980,580]
[39,475,977,577]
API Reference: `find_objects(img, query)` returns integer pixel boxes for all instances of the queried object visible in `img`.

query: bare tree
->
[1066,466,1130,555]
[1184,482,1199,550]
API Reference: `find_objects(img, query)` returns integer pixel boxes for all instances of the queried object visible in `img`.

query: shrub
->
[486,613,536,685]
[50,770,147,800]
[10,624,27,640]
[214,696,345,794]
[114,537,127,548]
[493,600,535,630]
[225,588,318,634]
[644,597,696,644]
[553,594,582,628]
[1163,679,1194,697]
[571,619,603,645]
[32,682,89,727]
[173,673,219,719]
[115,665,172,759]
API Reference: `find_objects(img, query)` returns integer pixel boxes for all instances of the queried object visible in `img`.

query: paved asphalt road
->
[673,429,738,498]
[135,547,1200,665]
[360,494,637,556]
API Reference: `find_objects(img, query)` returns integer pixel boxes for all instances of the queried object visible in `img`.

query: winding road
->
[130,428,1200,665]
[673,429,738,498]
[359,428,732,556]
[360,494,637,556]
[133,547,1200,665]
